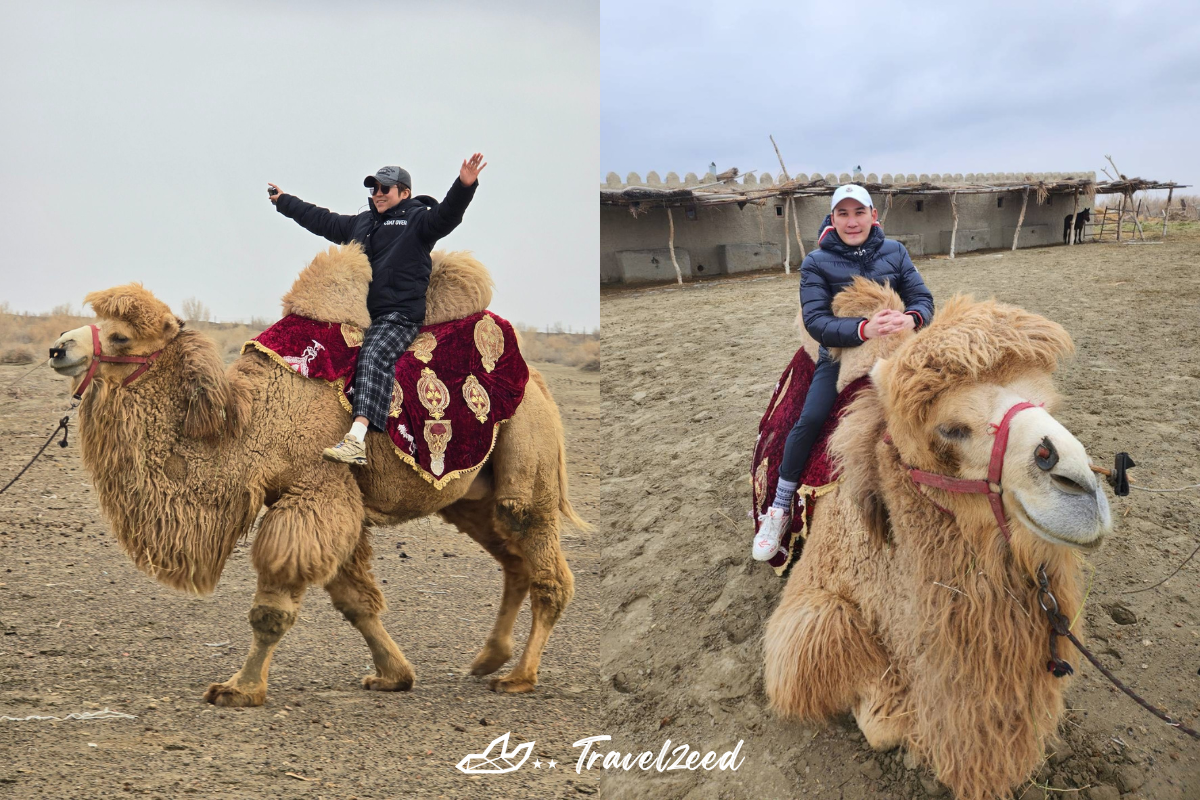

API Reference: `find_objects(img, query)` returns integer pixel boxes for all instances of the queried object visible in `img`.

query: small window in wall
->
[997,196,1004,208]
[686,206,697,221]
[916,200,924,212]
[776,205,784,216]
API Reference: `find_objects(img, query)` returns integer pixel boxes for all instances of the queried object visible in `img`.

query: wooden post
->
[1116,194,1124,241]
[1098,204,1109,241]
[1163,187,1174,239]
[1130,193,1147,241]
[790,196,806,260]
[1068,190,1079,246]
[949,192,959,259]
[880,193,893,225]
[666,206,683,285]
[1012,188,1029,251]
[769,134,791,183]
[782,194,791,274]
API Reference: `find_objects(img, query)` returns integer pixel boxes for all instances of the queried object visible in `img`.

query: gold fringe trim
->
[773,477,842,577]
[241,338,508,490]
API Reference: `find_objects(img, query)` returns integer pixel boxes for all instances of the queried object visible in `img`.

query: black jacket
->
[276,178,478,322]
[799,218,935,350]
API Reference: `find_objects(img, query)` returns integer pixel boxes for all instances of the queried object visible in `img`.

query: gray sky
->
[1,0,598,331]
[602,0,1199,194]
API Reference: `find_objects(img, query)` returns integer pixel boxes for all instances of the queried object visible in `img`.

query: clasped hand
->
[863,309,914,339]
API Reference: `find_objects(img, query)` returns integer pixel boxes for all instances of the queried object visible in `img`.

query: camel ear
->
[176,331,234,441]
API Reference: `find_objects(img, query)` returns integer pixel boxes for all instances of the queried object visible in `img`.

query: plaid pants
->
[352,312,421,431]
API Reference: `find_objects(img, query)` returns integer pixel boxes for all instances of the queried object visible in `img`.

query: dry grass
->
[515,326,600,370]
[1,307,601,371]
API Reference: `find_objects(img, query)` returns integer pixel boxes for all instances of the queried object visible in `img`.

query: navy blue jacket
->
[799,217,934,349]
[276,178,477,322]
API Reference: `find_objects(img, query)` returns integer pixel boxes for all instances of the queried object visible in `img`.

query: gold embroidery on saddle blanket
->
[752,458,769,507]
[408,332,437,363]
[417,367,450,419]
[462,374,490,423]
[340,323,364,348]
[424,419,453,476]
[388,380,404,418]
[473,315,504,373]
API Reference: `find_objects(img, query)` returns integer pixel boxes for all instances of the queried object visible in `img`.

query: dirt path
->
[598,238,1200,799]
[0,361,601,799]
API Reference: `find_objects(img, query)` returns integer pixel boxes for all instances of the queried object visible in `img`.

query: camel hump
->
[425,250,494,325]
[281,243,373,328]
[280,244,493,328]
[831,276,904,318]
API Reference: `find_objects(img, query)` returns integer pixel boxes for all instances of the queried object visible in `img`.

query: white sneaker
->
[753,506,790,561]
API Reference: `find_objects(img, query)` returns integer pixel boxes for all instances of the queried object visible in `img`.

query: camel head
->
[50,283,181,385]
[869,295,1111,558]
[50,283,244,441]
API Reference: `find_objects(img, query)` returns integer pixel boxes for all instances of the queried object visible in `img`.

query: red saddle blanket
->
[751,348,871,574]
[244,311,528,489]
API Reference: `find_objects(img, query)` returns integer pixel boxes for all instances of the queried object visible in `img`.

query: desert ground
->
[598,232,1200,799]
[0,355,601,799]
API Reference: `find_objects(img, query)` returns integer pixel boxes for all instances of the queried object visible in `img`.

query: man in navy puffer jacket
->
[753,184,935,561]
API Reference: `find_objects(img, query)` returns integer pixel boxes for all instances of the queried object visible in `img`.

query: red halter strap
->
[72,324,164,400]
[901,401,1038,542]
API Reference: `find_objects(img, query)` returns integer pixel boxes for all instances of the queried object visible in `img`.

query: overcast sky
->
[602,0,1199,195]
[1,0,598,330]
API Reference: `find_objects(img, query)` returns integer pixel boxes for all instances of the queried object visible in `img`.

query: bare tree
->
[180,297,211,323]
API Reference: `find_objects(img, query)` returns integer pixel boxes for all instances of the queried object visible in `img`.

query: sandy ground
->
[0,360,601,799]
[598,237,1200,800]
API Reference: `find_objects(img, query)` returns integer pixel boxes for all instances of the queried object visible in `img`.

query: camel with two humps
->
[49,245,584,706]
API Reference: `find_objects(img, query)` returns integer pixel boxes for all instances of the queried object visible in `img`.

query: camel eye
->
[936,424,971,441]
[110,334,129,344]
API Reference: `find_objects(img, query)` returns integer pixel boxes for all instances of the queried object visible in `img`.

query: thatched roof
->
[600,175,1188,209]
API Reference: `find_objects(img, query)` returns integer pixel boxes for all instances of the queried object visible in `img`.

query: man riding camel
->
[753,184,935,561]
[268,154,486,465]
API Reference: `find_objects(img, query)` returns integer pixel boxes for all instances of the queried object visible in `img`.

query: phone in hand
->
[267,186,279,197]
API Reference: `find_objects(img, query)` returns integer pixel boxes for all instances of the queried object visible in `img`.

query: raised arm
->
[414,154,485,243]
[273,192,356,245]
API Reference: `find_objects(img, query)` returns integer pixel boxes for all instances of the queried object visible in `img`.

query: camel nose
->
[49,346,66,360]
[1034,437,1059,471]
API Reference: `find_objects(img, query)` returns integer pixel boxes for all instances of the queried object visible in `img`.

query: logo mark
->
[456,732,535,775]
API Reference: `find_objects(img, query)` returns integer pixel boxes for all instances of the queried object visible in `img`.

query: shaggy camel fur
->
[51,245,583,705]
[764,284,1112,800]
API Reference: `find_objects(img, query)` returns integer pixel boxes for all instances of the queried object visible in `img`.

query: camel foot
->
[467,645,512,676]
[361,673,414,692]
[203,681,266,707]
[488,673,537,694]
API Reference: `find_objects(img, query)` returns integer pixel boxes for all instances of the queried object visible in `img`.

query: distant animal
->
[1063,208,1091,244]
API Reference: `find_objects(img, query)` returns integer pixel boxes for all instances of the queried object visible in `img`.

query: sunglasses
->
[369,183,393,196]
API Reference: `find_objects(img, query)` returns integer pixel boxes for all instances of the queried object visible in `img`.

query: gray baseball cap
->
[364,165,411,189]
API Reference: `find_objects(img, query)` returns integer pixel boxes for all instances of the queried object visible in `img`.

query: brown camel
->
[49,245,583,706]
[764,280,1112,800]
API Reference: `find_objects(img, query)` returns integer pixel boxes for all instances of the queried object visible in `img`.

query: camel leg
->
[204,468,362,707]
[203,581,304,707]
[764,587,888,722]
[486,498,574,693]
[440,499,532,677]
[853,663,912,751]
[323,528,415,692]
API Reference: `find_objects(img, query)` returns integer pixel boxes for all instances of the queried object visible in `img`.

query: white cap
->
[830,184,873,211]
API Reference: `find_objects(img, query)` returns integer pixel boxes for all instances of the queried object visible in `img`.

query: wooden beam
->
[1130,192,1147,241]
[1012,188,1029,251]
[1163,187,1174,239]
[666,206,683,285]
[1068,190,1078,246]
[782,194,791,274]
[790,196,806,261]
[949,192,959,259]
[1117,194,1124,241]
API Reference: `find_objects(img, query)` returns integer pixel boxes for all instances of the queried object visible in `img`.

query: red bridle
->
[895,401,1038,542]
[72,324,164,400]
